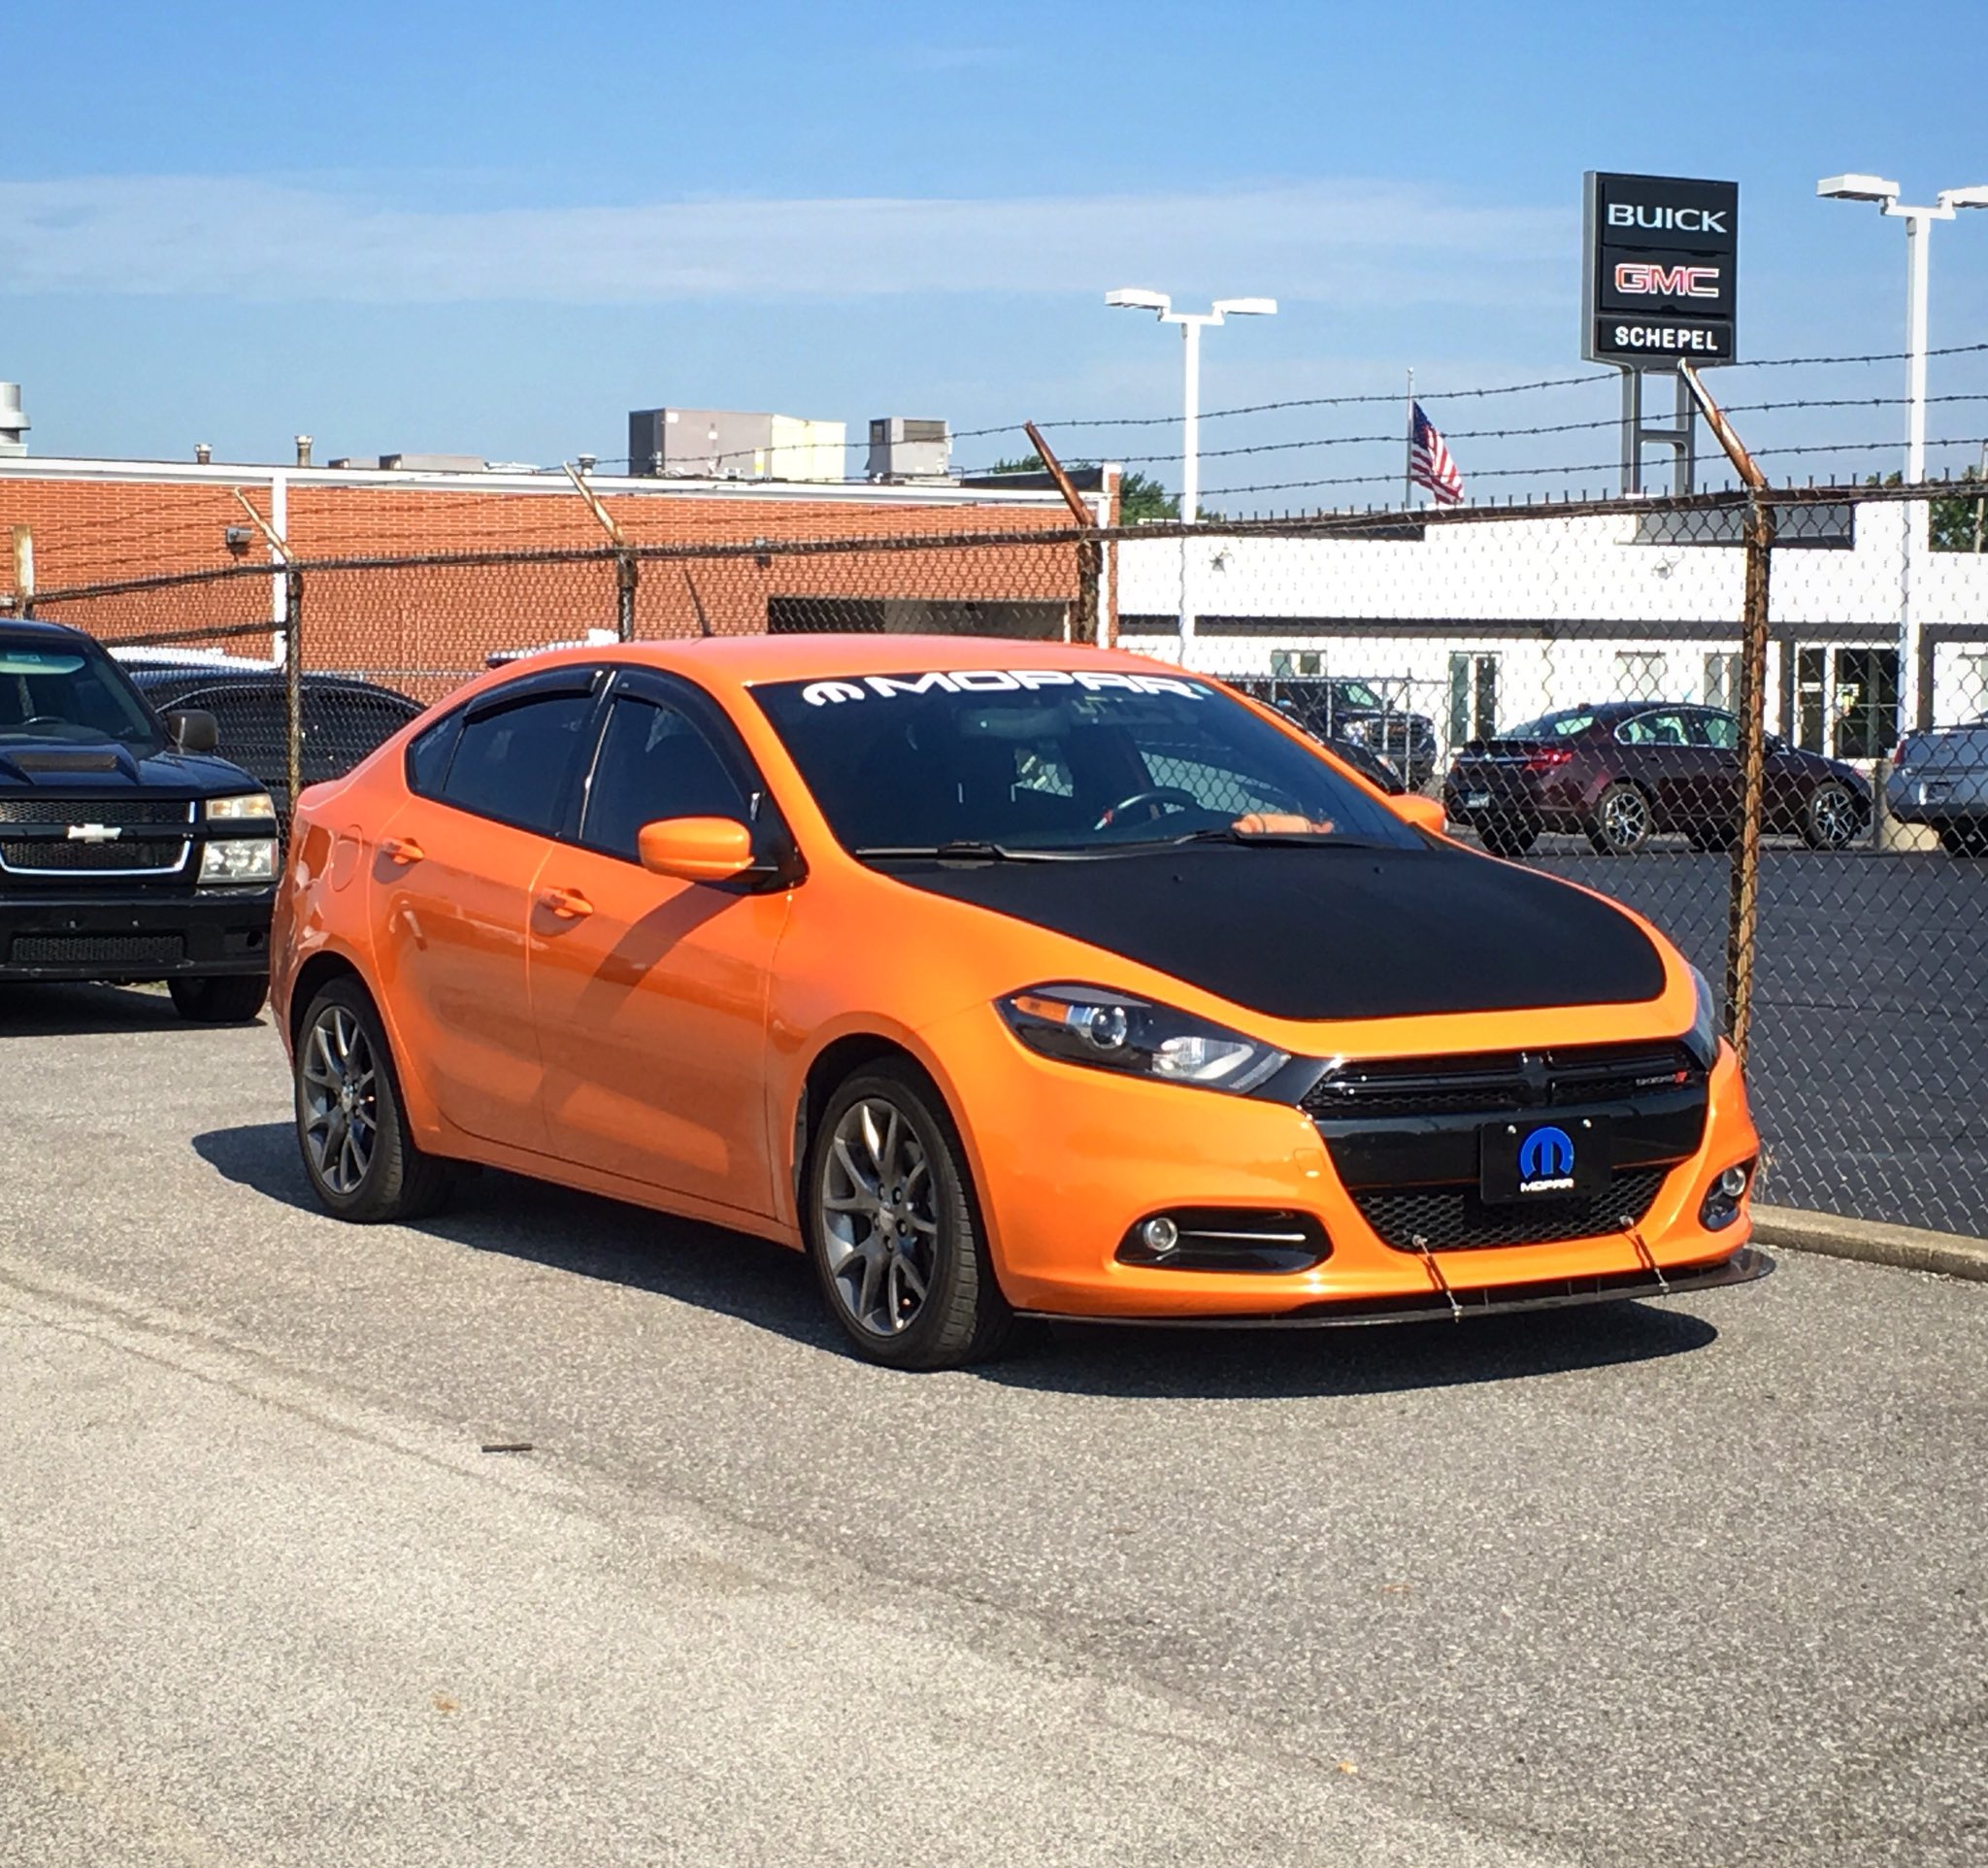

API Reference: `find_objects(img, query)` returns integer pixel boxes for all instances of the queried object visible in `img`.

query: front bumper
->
[919,1005,1762,1319]
[0,886,274,982]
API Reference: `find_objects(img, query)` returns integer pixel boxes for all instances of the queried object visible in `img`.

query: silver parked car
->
[1887,720,1988,856]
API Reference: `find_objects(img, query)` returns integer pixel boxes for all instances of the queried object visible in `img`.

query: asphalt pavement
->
[2,986,1985,1865]
[1505,840,1988,1238]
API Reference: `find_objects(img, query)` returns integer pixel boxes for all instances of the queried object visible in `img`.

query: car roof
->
[0,617,91,650]
[125,665,416,701]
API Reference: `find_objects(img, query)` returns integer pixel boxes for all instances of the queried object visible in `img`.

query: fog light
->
[1142,1216,1180,1254]
[1699,1158,1755,1231]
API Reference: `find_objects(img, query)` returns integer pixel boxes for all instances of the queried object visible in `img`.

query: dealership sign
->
[1582,172,1739,366]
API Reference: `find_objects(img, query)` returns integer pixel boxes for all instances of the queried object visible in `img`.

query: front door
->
[528,675,791,1218]
[371,669,600,1154]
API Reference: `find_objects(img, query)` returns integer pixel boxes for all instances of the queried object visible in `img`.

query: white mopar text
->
[801,670,1209,707]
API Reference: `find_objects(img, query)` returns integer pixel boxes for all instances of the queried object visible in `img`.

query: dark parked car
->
[1232,677,1438,789]
[1444,702,1871,856]
[1254,698,1408,794]
[121,663,423,820]
[0,619,281,1020]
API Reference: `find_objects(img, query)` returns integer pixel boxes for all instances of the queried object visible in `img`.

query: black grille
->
[1304,1042,1700,1122]
[8,933,185,967]
[0,798,191,828]
[0,838,187,872]
[1352,1168,1670,1251]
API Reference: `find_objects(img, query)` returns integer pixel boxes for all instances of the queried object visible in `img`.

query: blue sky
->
[6,0,1987,506]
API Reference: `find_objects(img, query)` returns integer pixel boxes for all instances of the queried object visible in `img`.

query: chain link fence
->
[19,481,1987,1239]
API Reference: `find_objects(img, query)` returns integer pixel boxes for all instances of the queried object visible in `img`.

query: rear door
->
[1614,708,1707,828]
[527,670,792,1216]
[371,666,601,1154]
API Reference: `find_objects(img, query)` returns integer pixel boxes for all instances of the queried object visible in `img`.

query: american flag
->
[1410,402,1464,506]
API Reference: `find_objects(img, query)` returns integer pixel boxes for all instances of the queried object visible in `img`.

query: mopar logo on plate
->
[1517,1124,1576,1193]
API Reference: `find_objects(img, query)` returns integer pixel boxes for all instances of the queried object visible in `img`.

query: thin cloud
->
[0,174,1563,309]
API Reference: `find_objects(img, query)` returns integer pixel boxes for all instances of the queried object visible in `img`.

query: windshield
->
[750,666,1422,855]
[0,643,164,750]
[1504,709,1598,741]
[1335,681,1384,710]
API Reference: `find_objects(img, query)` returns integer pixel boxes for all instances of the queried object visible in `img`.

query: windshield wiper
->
[854,841,1047,863]
[1162,827,1394,851]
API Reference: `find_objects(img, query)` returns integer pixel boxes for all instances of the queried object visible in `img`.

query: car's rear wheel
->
[805,1061,1012,1370]
[1585,781,1652,854]
[1477,815,1539,858]
[168,973,268,1023]
[1938,822,1988,857]
[295,977,450,1222]
[1803,781,1863,851]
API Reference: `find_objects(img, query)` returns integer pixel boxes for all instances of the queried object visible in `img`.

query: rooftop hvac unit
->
[0,382,28,458]
[867,417,950,482]
[628,408,774,479]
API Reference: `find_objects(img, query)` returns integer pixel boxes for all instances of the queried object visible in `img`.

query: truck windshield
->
[750,666,1420,855]
[0,644,164,751]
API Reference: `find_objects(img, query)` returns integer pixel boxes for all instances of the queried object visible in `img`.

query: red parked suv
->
[1443,703,1870,856]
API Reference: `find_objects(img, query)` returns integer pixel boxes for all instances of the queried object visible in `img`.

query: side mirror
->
[166,708,218,753]
[1392,794,1446,835]
[637,816,756,883]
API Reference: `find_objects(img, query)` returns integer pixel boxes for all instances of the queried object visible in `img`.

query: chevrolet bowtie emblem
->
[67,823,122,844]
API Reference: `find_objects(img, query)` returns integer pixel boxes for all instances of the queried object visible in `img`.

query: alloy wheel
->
[300,1004,379,1195]
[1604,786,1650,849]
[818,1097,937,1337]
[1810,784,1858,850]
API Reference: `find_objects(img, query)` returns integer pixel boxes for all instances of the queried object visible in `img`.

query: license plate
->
[1465,790,1491,809]
[1479,1117,1612,1204]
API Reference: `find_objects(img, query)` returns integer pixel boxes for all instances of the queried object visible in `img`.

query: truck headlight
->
[206,791,278,822]
[997,984,1290,1095]
[200,837,279,884]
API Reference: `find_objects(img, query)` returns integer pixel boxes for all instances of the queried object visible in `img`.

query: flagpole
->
[1404,367,1415,511]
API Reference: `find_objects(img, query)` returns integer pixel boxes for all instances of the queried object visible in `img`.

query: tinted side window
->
[311,692,418,771]
[442,693,594,833]
[580,697,749,860]
[407,711,461,797]
[1693,713,1739,751]
[1617,711,1690,747]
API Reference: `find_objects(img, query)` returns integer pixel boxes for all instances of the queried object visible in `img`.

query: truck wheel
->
[168,974,268,1023]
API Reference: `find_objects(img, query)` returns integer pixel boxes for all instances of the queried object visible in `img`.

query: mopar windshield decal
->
[800,670,1209,707]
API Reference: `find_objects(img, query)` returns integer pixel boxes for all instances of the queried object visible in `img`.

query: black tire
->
[168,973,269,1023]
[1584,781,1653,854]
[1685,822,1738,853]
[1803,781,1863,851]
[1477,817,1539,859]
[1938,822,1988,857]
[803,1059,1012,1370]
[294,976,451,1223]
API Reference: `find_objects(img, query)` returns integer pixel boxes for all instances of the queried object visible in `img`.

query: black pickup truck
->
[0,617,281,1021]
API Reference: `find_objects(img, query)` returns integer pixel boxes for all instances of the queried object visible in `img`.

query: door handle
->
[381,836,424,865]
[536,885,594,919]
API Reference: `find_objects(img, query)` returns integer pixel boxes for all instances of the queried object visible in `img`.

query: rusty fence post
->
[283,566,305,827]
[1725,489,1775,1065]
[615,548,639,642]
[1022,421,1101,645]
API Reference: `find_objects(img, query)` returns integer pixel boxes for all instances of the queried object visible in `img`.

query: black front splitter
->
[1018,1246,1773,1329]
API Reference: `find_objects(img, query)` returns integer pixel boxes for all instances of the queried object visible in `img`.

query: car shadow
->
[0,982,268,1037]
[193,1119,1721,1398]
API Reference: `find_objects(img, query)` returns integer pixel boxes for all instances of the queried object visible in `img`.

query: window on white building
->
[1614,651,1668,702]
[1960,650,1988,720]
[1704,651,1742,711]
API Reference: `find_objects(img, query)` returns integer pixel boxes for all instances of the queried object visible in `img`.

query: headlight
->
[997,984,1290,1095]
[200,836,279,884]
[1684,963,1721,1069]
[206,791,277,822]
[1340,718,1371,743]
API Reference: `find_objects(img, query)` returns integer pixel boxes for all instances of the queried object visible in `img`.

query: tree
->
[984,454,1189,524]
[1863,466,1988,550]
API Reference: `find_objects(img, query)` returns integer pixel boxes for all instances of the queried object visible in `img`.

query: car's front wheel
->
[168,973,268,1023]
[805,1061,1012,1370]
[294,977,451,1222]
[1803,781,1863,851]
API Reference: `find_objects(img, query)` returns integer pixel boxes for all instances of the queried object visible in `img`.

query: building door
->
[1830,648,1899,759]
[1448,652,1499,748]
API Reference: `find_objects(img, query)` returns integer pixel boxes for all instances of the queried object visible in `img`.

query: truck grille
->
[8,933,186,968]
[0,798,193,828]
[1352,1169,1670,1251]
[0,839,189,874]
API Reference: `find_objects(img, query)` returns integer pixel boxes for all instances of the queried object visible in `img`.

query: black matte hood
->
[0,742,259,798]
[877,844,1669,1023]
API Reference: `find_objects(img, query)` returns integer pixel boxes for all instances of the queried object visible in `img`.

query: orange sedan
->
[273,636,1768,1368]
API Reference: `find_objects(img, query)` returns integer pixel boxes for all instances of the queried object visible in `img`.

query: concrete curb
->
[1752,1204,1988,1284]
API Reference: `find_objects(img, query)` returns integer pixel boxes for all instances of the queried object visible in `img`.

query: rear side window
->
[580,696,750,860]
[406,712,462,797]
[441,692,594,834]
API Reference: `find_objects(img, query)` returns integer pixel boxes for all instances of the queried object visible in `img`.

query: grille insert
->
[1304,1042,1700,1122]
[1352,1168,1669,1251]
[8,933,185,968]
[0,798,190,827]
[0,838,188,873]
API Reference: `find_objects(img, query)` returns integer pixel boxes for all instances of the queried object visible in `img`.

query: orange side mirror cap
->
[637,816,756,883]
[1392,794,1446,835]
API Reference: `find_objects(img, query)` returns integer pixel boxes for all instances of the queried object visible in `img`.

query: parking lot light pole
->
[1819,176,1988,732]
[1105,288,1276,659]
